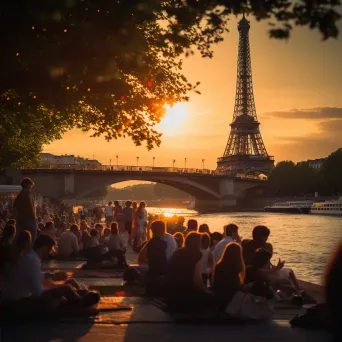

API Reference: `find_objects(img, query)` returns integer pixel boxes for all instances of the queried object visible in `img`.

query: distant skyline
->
[44,16,342,170]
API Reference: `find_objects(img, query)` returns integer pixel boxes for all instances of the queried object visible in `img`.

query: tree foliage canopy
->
[1,0,340,168]
[268,149,342,196]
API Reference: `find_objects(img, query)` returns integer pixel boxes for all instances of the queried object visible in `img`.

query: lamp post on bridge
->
[173,159,175,168]
[153,157,155,167]
[202,159,205,171]
[116,155,118,167]
[136,157,139,167]
[185,158,187,169]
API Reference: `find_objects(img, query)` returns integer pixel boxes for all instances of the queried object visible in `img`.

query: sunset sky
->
[44,16,342,171]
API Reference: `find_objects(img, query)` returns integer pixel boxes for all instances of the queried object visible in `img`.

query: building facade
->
[41,153,101,167]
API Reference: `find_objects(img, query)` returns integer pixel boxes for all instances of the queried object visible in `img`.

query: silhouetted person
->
[185,219,198,234]
[325,242,342,341]
[13,178,37,242]
[213,224,240,263]
[242,225,273,266]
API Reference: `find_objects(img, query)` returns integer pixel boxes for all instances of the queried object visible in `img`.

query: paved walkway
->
[5,234,330,342]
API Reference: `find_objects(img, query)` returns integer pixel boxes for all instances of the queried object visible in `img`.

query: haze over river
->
[149,207,342,285]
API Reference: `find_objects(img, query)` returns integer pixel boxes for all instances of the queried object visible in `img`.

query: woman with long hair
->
[213,242,246,308]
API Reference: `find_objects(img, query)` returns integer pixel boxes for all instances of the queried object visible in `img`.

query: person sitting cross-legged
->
[1,234,100,310]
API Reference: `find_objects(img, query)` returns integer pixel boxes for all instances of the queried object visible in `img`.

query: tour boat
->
[264,201,313,214]
[310,197,342,216]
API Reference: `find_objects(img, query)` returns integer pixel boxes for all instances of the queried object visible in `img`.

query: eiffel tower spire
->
[217,16,274,175]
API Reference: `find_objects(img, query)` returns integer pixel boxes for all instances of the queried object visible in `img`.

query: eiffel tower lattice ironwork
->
[217,15,274,175]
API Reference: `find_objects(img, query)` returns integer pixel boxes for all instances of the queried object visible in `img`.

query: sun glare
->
[157,102,188,134]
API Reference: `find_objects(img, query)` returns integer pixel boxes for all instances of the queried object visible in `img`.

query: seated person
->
[138,220,168,295]
[41,221,56,239]
[56,222,67,238]
[2,234,99,308]
[213,224,240,263]
[210,232,223,249]
[88,229,100,248]
[200,233,214,287]
[58,224,79,258]
[107,223,127,268]
[100,228,111,245]
[108,223,125,251]
[163,231,177,260]
[166,232,214,311]
[173,232,184,249]
[213,242,248,310]
[94,223,103,233]
[246,248,299,298]
[325,243,342,340]
[138,220,168,278]
[0,224,16,276]
[242,225,273,266]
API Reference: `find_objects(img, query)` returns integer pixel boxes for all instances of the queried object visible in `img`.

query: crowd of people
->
[0,177,341,337]
[137,219,310,316]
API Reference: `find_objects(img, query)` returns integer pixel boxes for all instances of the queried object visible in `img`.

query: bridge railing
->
[37,164,215,175]
[32,164,264,180]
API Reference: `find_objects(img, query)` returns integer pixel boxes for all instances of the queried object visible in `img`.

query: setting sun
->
[157,102,188,134]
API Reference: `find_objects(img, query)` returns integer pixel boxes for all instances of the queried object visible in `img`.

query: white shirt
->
[200,248,212,274]
[105,205,113,217]
[58,231,79,256]
[2,250,44,300]
[108,234,124,251]
[163,233,177,259]
[213,236,234,263]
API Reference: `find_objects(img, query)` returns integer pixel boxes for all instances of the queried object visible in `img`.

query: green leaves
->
[0,0,340,169]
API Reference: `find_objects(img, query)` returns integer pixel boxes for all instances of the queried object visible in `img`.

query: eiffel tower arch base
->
[217,156,274,176]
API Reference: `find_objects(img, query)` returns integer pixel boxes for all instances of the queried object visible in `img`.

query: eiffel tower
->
[217,15,274,175]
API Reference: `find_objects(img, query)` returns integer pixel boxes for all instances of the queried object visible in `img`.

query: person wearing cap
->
[2,235,100,307]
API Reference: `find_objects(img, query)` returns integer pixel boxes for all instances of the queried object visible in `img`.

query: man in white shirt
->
[163,233,177,259]
[105,201,113,227]
[58,224,79,257]
[213,224,241,263]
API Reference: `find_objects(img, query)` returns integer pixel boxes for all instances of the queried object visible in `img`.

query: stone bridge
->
[1,168,266,209]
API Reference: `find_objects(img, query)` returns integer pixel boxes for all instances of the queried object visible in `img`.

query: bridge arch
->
[74,173,221,200]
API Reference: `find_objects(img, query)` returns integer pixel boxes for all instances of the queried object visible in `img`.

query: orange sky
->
[44,16,342,170]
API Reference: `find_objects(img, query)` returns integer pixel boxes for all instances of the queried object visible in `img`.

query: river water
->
[148,207,342,285]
